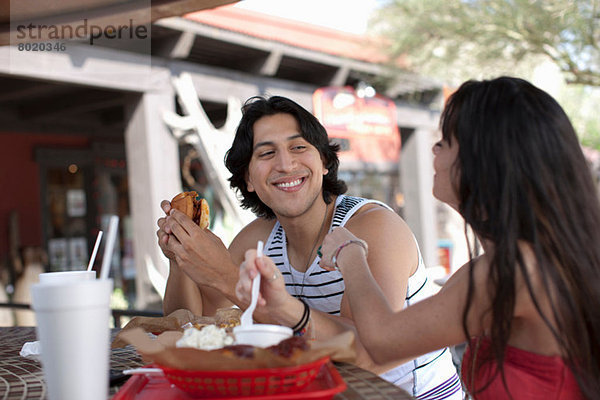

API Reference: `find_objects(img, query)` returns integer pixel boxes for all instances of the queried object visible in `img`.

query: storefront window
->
[94,169,134,306]
[45,165,90,270]
[37,145,135,306]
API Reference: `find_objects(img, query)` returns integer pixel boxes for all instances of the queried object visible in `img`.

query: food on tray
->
[175,322,309,358]
[213,336,309,362]
[194,318,239,331]
[174,324,308,356]
[218,344,256,359]
[267,336,309,359]
[115,325,356,371]
[113,307,357,373]
[170,191,210,228]
[112,308,244,349]
[221,317,241,329]
[176,325,234,350]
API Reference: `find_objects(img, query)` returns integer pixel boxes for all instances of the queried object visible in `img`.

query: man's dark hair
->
[225,95,347,219]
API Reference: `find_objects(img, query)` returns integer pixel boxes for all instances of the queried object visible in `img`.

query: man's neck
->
[277,196,337,271]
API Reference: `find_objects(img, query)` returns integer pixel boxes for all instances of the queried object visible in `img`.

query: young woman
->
[308,77,600,398]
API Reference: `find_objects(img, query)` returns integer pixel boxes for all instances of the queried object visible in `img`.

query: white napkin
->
[20,340,42,360]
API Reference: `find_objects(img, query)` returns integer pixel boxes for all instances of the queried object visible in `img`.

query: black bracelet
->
[292,298,310,335]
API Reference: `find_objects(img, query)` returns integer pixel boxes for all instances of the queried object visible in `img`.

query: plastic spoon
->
[240,240,263,327]
[87,231,103,271]
[122,368,164,376]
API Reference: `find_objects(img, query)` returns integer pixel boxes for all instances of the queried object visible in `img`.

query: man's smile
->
[272,177,306,191]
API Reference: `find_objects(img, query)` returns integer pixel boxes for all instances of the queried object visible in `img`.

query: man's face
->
[246,113,328,218]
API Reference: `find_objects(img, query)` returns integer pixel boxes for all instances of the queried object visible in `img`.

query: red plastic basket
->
[159,356,330,398]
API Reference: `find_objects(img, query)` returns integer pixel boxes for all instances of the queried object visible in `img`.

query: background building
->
[0,2,444,314]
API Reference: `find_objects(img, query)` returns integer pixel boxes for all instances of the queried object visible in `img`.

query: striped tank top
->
[264,195,463,399]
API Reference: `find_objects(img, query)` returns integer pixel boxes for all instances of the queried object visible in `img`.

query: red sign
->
[312,86,401,164]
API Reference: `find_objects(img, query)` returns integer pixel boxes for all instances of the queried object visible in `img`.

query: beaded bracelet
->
[295,317,315,339]
[331,239,368,271]
[292,298,310,335]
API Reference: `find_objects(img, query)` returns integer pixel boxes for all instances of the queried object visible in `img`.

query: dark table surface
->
[0,326,413,399]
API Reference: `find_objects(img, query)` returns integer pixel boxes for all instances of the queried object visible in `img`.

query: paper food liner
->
[112,308,356,371]
[111,308,242,349]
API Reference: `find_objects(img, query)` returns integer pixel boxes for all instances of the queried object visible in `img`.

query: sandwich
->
[170,191,210,229]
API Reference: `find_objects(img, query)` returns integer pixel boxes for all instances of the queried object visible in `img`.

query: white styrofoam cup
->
[31,278,113,400]
[38,270,96,284]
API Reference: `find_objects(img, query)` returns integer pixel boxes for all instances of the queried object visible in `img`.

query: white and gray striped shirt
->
[265,195,375,313]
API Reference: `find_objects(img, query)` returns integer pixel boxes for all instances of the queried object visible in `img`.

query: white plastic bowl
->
[233,324,293,348]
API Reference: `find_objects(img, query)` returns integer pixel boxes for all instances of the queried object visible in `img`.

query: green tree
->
[371,0,600,149]
[561,85,600,149]
[373,0,600,86]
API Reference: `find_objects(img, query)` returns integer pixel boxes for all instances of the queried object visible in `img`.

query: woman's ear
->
[323,168,329,175]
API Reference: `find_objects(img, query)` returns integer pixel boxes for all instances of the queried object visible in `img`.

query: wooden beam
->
[259,48,282,76]
[0,44,164,92]
[330,65,350,86]
[154,31,196,58]
[156,18,386,76]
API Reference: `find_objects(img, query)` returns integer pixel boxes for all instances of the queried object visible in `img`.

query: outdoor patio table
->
[0,326,414,399]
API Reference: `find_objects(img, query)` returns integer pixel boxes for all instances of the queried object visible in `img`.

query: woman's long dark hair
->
[225,95,347,219]
[440,77,600,398]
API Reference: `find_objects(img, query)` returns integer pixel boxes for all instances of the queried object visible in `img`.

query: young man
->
[157,96,462,399]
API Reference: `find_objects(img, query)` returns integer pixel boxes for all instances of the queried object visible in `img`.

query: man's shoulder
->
[344,198,410,237]
[337,195,392,212]
[340,195,396,221]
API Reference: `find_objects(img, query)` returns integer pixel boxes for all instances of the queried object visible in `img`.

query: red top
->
[461,336,583,399]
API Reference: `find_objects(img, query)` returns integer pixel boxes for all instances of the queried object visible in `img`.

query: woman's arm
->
[337,205,418,372]
[322,227,491,365]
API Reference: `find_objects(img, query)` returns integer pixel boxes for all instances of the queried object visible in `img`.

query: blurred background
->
[1,0,598,326]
